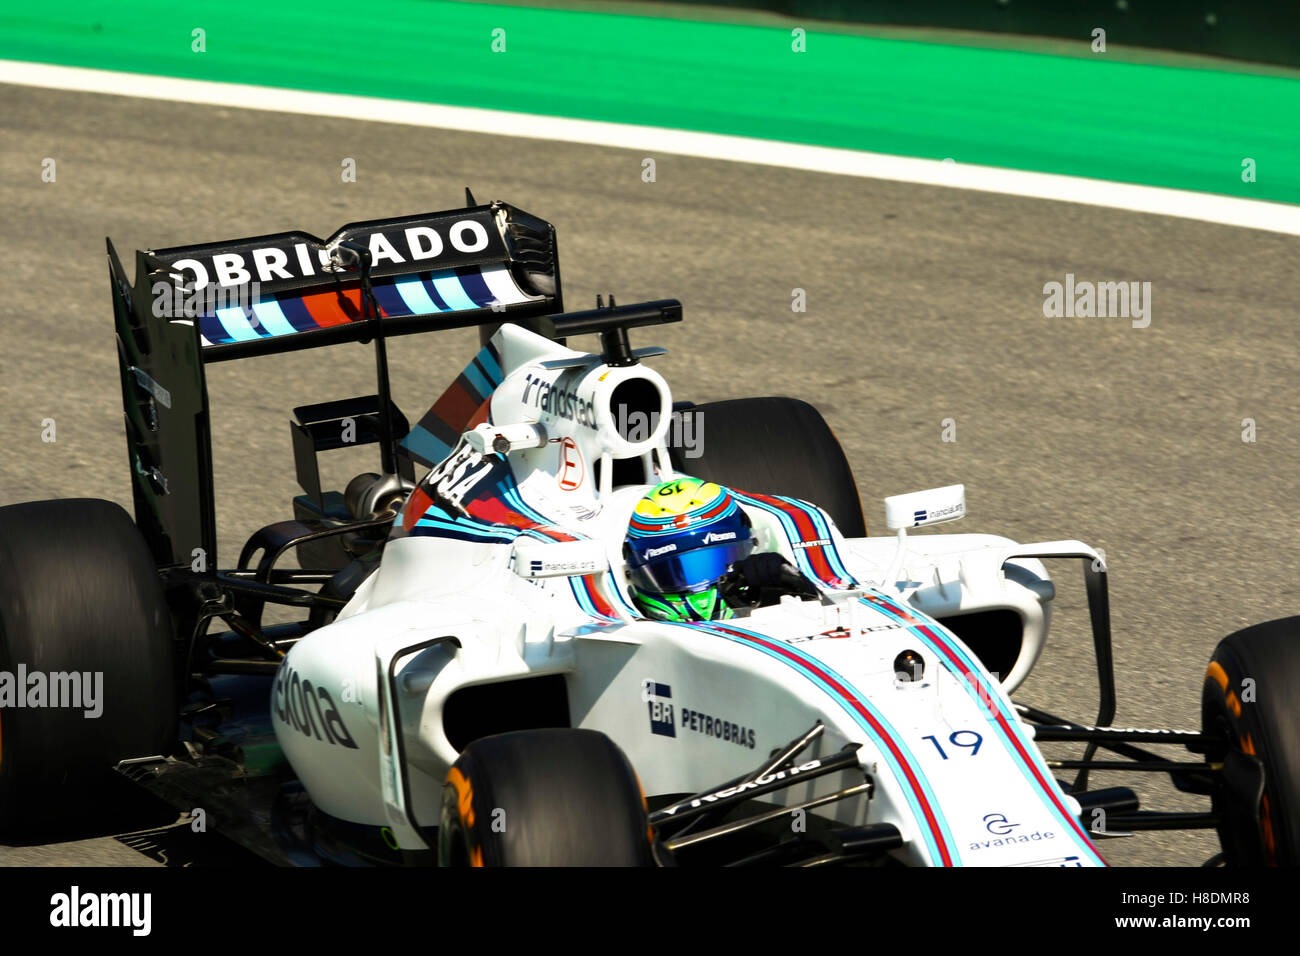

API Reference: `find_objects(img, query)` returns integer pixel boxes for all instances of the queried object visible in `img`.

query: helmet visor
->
[628,538,754,596]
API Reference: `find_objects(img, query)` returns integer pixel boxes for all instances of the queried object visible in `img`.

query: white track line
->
[3,59,1298,236]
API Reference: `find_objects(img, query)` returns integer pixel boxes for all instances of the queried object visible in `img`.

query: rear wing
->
[109,199,562,568]
[126,200,561,362]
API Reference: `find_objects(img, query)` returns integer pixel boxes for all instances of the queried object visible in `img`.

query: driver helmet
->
[624,477,755,622]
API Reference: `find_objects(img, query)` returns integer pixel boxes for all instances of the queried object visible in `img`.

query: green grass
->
[3,0,1297,202]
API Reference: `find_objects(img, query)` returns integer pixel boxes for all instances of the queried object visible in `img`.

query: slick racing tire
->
[1201,617,1300,866]
[0,499,177,833]
[668,396,867,538]
[438,728,654,866]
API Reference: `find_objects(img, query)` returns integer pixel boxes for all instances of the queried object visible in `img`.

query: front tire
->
[0,499,177,833]
[438,728,653,866]
[1201,617,1300,866]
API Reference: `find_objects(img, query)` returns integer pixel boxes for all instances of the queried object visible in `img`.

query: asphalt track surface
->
[2,83,1298,867]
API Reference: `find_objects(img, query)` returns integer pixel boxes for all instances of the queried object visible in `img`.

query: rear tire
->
[438,728,653,866]
[667,397,866,538]
[1201,617,1300,866]
[0,499,177,833]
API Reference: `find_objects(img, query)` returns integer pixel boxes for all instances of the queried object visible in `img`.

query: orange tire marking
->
[1205,661,1230,692]
[1208,662,1279,864]
[634,770,655,847]
[1261,795,1277,861]
[446,766,476,829]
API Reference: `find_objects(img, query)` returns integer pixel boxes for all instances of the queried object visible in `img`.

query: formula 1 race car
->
[0,198,1296,867]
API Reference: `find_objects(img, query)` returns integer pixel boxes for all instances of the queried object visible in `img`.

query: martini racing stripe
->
[189,266,528,347]
[432,273,478,312]
[397,461,583,545]
[683,619,957,867]
[400,424,457,472]
[731,490,849,587]
[401,340,504,467]
[405,497,515,543]
[573,564,641,623]
[400,494,577,545]
[249,299,300,338]
[859,592,1106,866]
[214,306,261,342]
[454,266,495,307]
[606,571,642,618]
[498,485,585,542]
[461,355,496,399]
[410,512,517,545]
[392,276,446,315]
[731,490,825,582]
[276,294,322,333]
[404,501,567,545]
[471,341,503,381]
[570,575,620,622]
[466,495,577,543]
[795,496,857,587]
[776,493,855,583]
[371,278,416,317]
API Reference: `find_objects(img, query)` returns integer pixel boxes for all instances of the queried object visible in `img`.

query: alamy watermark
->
[152,278,263,319]
[1042,274,1151,329]
[0,665,103,718]
[50,886,150,936]
[615,406,704,458]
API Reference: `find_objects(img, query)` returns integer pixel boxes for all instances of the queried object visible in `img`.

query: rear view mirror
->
[884,484,966,531]
[511,537,608,578]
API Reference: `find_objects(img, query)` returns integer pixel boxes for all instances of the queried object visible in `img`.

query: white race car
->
[1,199,1294,867]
